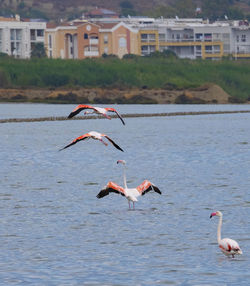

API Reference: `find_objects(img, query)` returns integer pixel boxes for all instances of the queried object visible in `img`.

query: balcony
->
[84,51,99,57]
[89,38,98,45]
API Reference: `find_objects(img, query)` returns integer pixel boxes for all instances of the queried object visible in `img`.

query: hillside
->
[1,0,250,21]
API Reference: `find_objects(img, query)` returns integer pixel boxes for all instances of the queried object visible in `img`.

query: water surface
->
[0,104,250,285]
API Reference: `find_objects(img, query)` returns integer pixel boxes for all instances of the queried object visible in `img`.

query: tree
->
[31,42,47,58]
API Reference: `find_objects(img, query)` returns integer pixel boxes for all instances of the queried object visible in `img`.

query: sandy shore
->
[0,83,239,104]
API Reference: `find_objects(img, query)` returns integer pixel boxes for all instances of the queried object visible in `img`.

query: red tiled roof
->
[98,22,117,29]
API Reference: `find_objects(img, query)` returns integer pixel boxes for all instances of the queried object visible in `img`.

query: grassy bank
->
[0,56,250,102]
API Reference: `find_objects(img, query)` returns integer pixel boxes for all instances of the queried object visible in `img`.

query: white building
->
[129,17,250,59]
[0,16,47,58]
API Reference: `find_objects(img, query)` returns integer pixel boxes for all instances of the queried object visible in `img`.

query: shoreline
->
[1,110,250,124]
[0,83,240,105]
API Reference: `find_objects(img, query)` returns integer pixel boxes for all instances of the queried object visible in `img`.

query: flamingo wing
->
[97,182,125,198]
[136,180,161,196]
[68,104,94,118]
[103,135,124,152]
[220,238,242,255]
[59,134,89,150]
[105,108,125,125]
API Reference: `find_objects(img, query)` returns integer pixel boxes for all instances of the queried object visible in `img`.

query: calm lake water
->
[0,103,250,285]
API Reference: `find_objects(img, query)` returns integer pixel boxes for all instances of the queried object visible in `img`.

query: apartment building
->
[135,18,250,59]
[2,14,249,60]
[0,15,46,58]
[45,21,139,59]
[45,21,101,59]
[99,22,139,58]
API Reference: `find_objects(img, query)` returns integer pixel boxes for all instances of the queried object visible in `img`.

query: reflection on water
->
[0,104,250,285]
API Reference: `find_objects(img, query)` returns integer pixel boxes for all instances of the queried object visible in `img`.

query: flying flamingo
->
[67,104,125,125]
[59,131,124,152]
[97,160,161,208]
[210,211,243,258]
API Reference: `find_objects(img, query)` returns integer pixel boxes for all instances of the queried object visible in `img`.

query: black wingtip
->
[153,186,161,195]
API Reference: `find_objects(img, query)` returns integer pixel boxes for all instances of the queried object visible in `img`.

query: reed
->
[0,56,250,101]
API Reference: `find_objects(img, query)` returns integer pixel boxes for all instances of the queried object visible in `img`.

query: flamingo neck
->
[123,165,128,189]
[217,215,222,244]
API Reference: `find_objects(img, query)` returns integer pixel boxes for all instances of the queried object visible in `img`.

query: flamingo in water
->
[68,104,125,125]
[97,160,161,208]
[59,131,124,152]
[210,211,242,258]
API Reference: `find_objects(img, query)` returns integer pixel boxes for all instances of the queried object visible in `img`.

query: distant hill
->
[1,0,250,22]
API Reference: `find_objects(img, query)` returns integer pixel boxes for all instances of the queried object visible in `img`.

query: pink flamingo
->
[59,131,123,152]
[68,104,125,125]
[97,160,161,209]
[210,211,242,258]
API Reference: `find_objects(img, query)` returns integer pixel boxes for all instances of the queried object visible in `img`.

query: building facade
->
[0,16,46,58]
[1,15,250,60]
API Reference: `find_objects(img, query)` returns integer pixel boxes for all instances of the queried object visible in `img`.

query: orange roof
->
[98,22,117,29]
[0,16,18,22]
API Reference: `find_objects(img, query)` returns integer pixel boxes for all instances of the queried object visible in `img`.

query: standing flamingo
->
[67,104,125,125]
[59,131,124,152]
[210,211,242,258]
[97,160,161,208]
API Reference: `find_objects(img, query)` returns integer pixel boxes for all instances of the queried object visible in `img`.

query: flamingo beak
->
[210,212,216,218]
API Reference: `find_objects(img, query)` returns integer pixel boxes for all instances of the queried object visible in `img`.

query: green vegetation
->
[31,43,47,59]
[0,55,250,101]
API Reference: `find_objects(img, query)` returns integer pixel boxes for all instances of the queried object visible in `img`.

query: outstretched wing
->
[59,134,89,150]
[104,135,124,152]
[97,181,125,198]
[106,108,125,125]
[136,180,161,196]
[68,104,93,118]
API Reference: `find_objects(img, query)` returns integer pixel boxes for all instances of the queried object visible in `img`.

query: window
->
[49,35,52,48]
[30,29,35,40]
[205,45,212,53]
[195,33,203,41]
[159,34,165,42]
[204,33,212,41]
[104,35,108,44]
[84,33,88,39]
[141,34,148,41]
[236,35,239,42]
[119,37,126,48]
[148,34,156,42]
[241,34,246,42]
[37,29,44,37]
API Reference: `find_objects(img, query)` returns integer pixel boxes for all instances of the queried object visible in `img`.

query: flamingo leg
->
[128,201,131,209]
[103,113,111,120]
[100,139,108,146]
